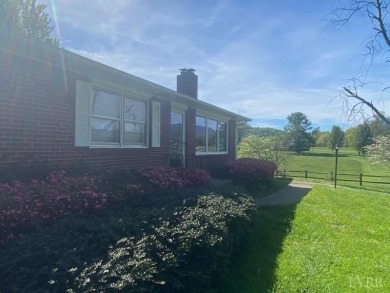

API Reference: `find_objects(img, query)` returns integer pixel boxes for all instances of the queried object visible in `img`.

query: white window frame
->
[90,89,121,146]
[170,109,186,166]
[75,80,161,149]
[122,96,148,147]
[151,101,161,147]
[195,115,228,155]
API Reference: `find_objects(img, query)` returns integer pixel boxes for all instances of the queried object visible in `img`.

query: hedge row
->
[0,166,257,292]
[0,191,256,292]
[0,167,210,243]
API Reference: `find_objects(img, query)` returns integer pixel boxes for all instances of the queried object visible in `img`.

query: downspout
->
[235,121,249,160]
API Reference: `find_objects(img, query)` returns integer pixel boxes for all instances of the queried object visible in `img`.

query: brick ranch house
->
[0,29,251,176]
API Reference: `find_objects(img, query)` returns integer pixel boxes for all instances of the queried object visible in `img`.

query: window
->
[196,116,206,152]
[218,121,227,152]
[123,98,146,145]
[75,80,159,148]
[196,115,227,153]
[170,111,185,166]
[91,90,121,144]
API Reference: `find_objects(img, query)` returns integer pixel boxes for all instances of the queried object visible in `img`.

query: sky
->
[45,0,390,131]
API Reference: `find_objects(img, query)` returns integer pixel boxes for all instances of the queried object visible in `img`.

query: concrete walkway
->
[255,182,313,206]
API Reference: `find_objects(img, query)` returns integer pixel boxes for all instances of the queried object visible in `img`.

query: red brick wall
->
[1,34,241,176]
[0,51,170,172]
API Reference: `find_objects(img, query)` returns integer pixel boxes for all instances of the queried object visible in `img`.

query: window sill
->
[89,144,149,149]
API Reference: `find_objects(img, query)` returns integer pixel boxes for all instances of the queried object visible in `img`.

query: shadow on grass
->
[338,183,390,194]
[300,152,348,158]
[216,185,312,293]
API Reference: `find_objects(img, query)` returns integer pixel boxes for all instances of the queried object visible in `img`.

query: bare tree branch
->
[374,0,390,48]
[329,0,390,125]
[343,87,390,124]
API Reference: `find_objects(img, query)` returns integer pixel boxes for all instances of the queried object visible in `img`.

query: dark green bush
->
[76,193,256,292]
[0,163,54,183]
[0,166,255,292]
[0,189,256,292]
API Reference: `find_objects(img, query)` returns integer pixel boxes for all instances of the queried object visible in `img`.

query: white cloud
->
[45,0,390,131]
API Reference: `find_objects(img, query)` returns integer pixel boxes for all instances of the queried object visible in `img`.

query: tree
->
[329,125,345,150]
[329,0,390,126]
[369,115,390,137]
[316,132,330,147]
[237,134,288,168]
[311,127,321,143]
[284,112,314,153]
[236,125,283,144]
[344,127,357,147]
[353,123,372,156]
[0,0,59,46]
[365,135,390,166]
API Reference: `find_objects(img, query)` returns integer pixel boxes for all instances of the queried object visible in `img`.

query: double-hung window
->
[75,80,158,148]
[123,98,146,145]
[196,115,228,154]
[91,90,121,144]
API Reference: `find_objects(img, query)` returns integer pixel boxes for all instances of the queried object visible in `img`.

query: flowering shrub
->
[181,168,211,186]
[137,167,210,189]
[0,183,255,292]
[227,158,277,187]
[0,171,107,243]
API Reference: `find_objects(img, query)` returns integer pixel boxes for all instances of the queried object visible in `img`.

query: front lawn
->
[217,185,390,292]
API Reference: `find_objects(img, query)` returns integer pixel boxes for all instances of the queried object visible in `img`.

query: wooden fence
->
[279,169,390,186]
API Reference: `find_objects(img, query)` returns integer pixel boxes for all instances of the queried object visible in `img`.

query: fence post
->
[360,173,363,186]
[330,171,333,181]
[283,169,286,178]
[305,170,308,179]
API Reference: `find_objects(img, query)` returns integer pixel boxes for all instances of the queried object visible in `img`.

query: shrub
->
[76,193,256,292]
[0,167,211,243]
[137,167,210,190]
[0,213,141,293]
[0,163,53,183]
[0,171,107,243]
[0,166,254,292]
[0,191,256,292]
[227,158,277,188]
[181,168,211,186]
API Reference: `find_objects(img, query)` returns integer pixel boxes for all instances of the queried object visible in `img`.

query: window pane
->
[208,119,217,152]
[91,118,119,143]
[92,90,120,118]
[124,122,146,145]
[124,98,145,122]
[171,112,183,143]
[171,112,184,156]
[218,121,227,151]
[196,116,206,152]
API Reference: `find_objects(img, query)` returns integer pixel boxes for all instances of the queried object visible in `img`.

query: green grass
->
[217,185,390,292]
[280,147,390,192]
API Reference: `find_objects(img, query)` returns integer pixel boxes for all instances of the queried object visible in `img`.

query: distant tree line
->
[238,112,317,158]
[238,112,390,168]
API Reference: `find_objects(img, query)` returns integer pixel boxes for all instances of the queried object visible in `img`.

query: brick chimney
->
[177,68,198,99]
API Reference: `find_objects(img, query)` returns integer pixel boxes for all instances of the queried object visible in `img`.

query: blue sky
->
[46,0,390,131]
